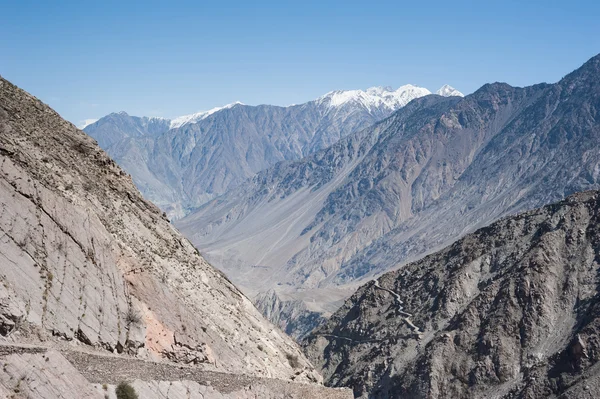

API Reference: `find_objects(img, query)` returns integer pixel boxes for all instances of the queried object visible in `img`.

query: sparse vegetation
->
[72,141,90,155]
[160,270,169,283]
[285,352,301,368]
[82,181,94,192]
[115,381,138,399]
[125,307,141,325]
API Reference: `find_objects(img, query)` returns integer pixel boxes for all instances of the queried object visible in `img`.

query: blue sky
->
[1,0,599,126]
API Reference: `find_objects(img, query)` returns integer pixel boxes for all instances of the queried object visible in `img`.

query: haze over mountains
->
[175,54,600,337]
[84,84,461,219]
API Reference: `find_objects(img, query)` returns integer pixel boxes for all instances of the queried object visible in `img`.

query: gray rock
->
[0,343,353,398]
[303,190,600,398]
[255,290,325,340]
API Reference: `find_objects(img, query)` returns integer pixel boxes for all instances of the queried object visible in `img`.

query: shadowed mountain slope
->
[303,190,600,398]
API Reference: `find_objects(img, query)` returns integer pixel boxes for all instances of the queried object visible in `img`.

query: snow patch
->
[170,102,244,129]
[77,119,98,129]
[316,84,432,112]
[436,85,464,97]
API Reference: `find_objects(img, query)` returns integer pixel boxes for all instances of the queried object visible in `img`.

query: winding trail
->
[373,280,422,336]
[0,343,353,398]
[316,334,383,344]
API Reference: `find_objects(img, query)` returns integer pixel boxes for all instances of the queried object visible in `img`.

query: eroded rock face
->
[0,76,319,383]
[255,290,325,340]
[303,190,600,398]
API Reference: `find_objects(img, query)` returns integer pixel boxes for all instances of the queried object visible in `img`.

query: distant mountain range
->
[175,54,600,337]
[84,84,462,218]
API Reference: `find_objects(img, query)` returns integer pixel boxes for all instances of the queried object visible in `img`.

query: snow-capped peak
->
[436,85,464,97]
[77,118,99,129]
[170,102,243,129]
[316,84,432,112]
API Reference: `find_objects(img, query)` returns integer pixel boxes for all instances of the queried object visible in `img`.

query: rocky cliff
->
[178,54,600,336]
[303,190,600,398]
[255,290,325,340]
[0,76,350,397]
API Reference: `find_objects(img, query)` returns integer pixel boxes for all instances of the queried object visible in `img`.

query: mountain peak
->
[76,118,99,129]
[436,84,464,97]
[559,53,600,89]
[169,101,244,129]
[316,84,432,111]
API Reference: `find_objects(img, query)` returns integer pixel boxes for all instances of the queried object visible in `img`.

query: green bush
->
[115,382,138,399]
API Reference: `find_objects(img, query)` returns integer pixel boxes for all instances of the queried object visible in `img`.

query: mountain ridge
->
[83,83,463,128]
[85,83,462,218]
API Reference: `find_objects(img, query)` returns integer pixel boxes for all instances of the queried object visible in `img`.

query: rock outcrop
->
[303,190,600,398]
[0,76,350,397]
[255,290,325,340]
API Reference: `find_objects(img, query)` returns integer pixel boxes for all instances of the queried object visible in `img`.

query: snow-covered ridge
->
[82,85,463,130]
[436,84,464,97]
[169,101,243,129]
[315,84,463,112]
[316,84,432,111]
[77,118,99,129]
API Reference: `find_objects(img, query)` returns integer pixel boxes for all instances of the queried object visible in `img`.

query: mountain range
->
[84,84,461,218]
[3,48,600,399]
[175,54,600,337]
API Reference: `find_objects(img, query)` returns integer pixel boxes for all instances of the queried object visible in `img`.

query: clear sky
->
[2,0,599,127]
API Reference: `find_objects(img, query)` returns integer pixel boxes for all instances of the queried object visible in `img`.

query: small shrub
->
[285,352,301,368]
[72,141,90,155]
[125,307,141,326]
[115,381,138,399]
[82,181,94,192]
